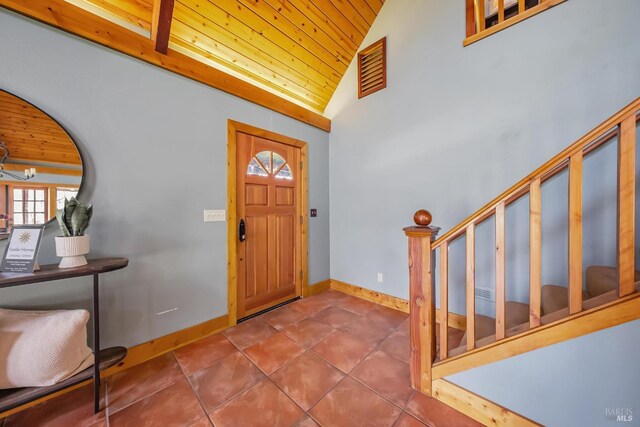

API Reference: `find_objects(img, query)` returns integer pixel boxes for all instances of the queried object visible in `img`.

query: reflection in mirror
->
[0,90,84,239]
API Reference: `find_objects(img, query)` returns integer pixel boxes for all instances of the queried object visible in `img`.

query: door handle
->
[239,219,246,242]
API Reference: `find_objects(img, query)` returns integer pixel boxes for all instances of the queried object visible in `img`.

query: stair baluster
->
[618,116,636,297]
[529,178,542,327]
[568,152,584,314]
[439,242,449,359]
[466,224,476,351]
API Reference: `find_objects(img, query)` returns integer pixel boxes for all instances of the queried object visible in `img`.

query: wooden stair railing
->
[404,97,640,396]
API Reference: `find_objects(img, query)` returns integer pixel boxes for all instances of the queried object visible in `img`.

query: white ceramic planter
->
[55,235,90,268]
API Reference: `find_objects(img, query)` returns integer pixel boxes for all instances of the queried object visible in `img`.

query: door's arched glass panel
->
[272,152,286,173]
[255,151,271,173]
[247,151,293,180]
[275,164,293,180]
[247,158,268,176]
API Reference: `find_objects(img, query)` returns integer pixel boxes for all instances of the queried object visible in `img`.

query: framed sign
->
[1,225,45,273]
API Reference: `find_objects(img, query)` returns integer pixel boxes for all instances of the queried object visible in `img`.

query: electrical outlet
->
[377,273,384,283]
[204,209,226,222]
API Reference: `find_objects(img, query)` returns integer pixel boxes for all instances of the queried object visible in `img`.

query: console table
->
[0,257,129,415]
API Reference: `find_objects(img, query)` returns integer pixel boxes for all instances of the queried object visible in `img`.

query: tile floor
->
[0,290,478,427]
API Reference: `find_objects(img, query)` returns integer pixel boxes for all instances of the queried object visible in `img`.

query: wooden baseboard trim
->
[0,314,229,419]
[304,279,331,297]
[329,279,466,330]
[433,293,640,379]
[433,379,541,426]
[330,279,409,312]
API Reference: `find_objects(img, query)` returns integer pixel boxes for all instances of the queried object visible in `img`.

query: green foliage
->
[56,197,93,237]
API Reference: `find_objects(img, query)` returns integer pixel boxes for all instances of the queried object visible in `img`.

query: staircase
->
[403,97,640,396]
[453,266,640,355]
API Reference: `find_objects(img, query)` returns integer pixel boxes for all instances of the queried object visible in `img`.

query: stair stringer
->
[432,292,640,379]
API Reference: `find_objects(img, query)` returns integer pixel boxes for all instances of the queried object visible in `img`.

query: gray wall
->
[326,0,640,311]
[0,10,330,348]
[449,319,640,426]
[325,0,640,421]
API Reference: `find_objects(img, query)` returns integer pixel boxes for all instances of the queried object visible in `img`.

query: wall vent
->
[475,286,495,301]
[357,37,387,99]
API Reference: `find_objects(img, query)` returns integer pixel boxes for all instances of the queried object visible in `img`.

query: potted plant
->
[55,198,93,268]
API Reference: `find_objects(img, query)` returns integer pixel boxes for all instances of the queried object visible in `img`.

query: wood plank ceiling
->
[68,0,385,114]
[0,90,81,166]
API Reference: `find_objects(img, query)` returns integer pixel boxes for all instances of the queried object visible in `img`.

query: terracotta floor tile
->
[312,306,361,328]
[190,417,213,427]
[378,328,410,363]
[311,331,375,373]
[309,377,402,427]
[398,318,410,334]
[281,317,335,347]
[312,290,349,303]
[271,351,344,410]
[189,351,264,411]
[394,412,428,427]
[244,332,305,374]
[338,315,395,345]
[208,380,304,427]
[223,319,278,349]
[406,391,482,426]
[106,352,184,414]
[174,333,238,375]
[261,306,308,330]
[365,305,409,329]
[293,415,320,426]
[109,378,205,427]
[288,297,332,316]
[4,383,105,427]
[336,296,375,315]
[351,351,412,408]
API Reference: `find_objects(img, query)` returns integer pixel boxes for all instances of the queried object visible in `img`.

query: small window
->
[56,188,79,210]
[12,187,47,225]
[358,37,387,99]
[247,151,293,181]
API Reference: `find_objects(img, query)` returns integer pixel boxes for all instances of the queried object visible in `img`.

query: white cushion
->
[0,308,94,389]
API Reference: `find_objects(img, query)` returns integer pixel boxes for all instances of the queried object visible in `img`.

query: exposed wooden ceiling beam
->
[0,0,331,132]
[150,0,174,54]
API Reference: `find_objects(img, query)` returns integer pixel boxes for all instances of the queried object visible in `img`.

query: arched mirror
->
[0,89,84,239]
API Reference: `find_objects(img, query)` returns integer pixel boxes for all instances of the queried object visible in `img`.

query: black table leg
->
[93,273,100,414]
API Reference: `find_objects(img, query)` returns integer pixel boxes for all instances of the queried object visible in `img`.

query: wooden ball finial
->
[413,209,432,226]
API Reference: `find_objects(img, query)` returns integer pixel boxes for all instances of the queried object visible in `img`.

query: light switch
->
[204,209,226,222]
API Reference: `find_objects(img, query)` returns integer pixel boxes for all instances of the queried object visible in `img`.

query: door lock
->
[239,219,246,242]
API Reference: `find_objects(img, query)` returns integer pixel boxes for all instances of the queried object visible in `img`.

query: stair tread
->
[541,284,590,316]
[586,266,640,298]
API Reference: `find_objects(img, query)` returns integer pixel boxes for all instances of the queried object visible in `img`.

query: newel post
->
[404,210,439,396]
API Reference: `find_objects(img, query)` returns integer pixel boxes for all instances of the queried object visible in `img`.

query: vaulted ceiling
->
[65,0,385,115]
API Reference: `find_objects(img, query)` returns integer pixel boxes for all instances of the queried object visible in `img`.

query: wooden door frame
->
[227,120,309,326]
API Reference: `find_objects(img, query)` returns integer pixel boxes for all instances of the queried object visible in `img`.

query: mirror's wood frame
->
[0,89,85,239]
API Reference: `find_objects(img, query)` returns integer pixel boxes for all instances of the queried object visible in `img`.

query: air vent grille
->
[358,37,387,99]
[475,286,495,301]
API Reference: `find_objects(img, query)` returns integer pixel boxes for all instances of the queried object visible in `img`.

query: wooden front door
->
[236,132,301,318]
